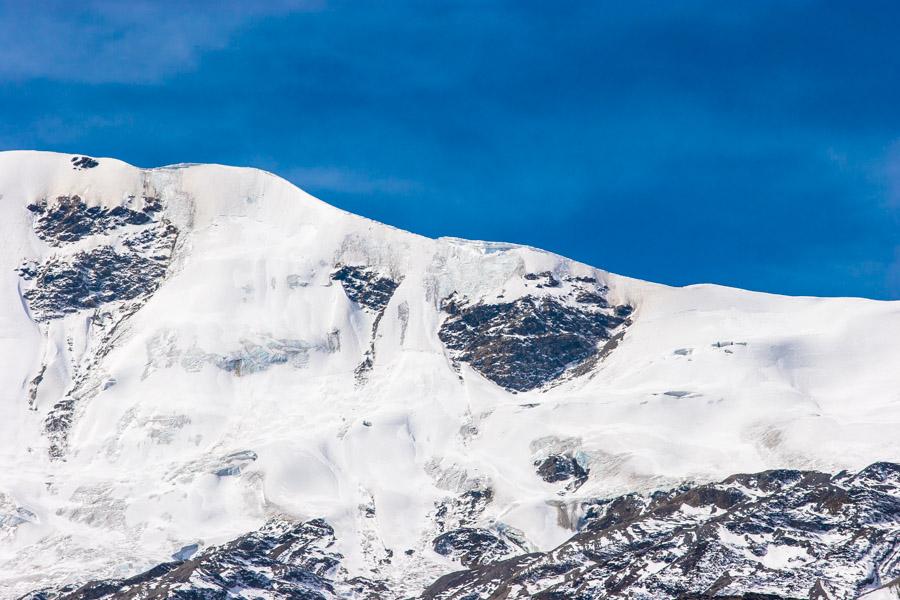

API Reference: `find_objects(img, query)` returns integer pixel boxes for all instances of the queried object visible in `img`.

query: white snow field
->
[0,150,898,597]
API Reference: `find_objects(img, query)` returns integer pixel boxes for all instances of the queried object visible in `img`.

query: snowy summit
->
[0,151,899,599]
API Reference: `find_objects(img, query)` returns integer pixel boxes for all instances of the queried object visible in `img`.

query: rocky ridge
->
[15,187,179,458]
[21,517,387,600]
[3,153,900,600]
[21,463,900,599]
[438,273,632,392]
[422,462,900,600]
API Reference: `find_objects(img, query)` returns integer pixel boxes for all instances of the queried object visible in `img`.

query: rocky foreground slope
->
[23,462,900,599]
[0,152,898,598]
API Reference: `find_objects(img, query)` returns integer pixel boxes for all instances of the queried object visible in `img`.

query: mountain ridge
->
[0,151,898,598]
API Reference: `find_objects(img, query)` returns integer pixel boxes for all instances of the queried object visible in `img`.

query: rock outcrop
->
[422,463,900,599]
[438,274,631,391]
[26,463,900,600]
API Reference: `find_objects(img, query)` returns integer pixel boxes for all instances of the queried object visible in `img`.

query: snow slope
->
[0,151,898,597]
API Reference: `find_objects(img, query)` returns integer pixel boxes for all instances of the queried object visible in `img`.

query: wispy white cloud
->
[283,166,420,196]
[1,1,897,298]
[0,1,321,84]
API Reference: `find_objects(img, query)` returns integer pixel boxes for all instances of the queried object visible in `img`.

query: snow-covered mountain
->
[1,151,898,599]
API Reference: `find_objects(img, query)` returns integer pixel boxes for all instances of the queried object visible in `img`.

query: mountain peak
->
[1,152,898,598]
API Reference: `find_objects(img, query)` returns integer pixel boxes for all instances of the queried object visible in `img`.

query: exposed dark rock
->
[458,488,494,517]
[70,156,99,169]
[16,214,179,459]
[20,518,387,600]
[21,246,168,322]
[420,462,900,599]
[18,205,177,324]
[525,271,562,288]
[438,294,629,391]
[22,463,900,599]
[16,261,38,280]
[615,304,634,318]
[121,222,177,257]
[27,363,46,410]
[535,454,589,490]
[26,196,161,246]
[574,290,609,306]
[434,486,495,534]
[331,264,402,383]
[432,527,514,567]
[331,264,399,312]
[679,595,802,600]
[141,196,163,213]
[580,493,646,532]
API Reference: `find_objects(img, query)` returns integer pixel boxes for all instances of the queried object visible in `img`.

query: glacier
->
[0,151,898,599]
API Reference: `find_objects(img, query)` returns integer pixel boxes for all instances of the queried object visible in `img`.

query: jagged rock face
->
[438,275,631,391]
[16,194,179,460]
[422,463,900,600]
[331,264,400,312]
[70,156,99,170]
[331,264,402,383]
[535,454,589,490]
[429,486,524,570]
[434,488,495,532]
[6,155,900,600]
[20,245,169,322]
[26,463,900,599]
[20,518,388,600]
[433,527,515,567]
[18,196,176,322]
[26,195,161,246]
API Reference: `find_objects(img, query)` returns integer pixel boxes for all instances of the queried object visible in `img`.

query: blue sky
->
[1,1,898,299]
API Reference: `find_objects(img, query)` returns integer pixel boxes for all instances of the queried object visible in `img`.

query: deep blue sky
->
[2,2,898,299]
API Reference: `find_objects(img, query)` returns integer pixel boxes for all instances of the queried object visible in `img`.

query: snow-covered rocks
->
[438,275,631,391]
[23,462,900,599]
[22,517,387,600]
[422,462,900,600]
[0,151,899,598]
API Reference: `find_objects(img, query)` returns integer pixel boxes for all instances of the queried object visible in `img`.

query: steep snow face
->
[0,151,899,596]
